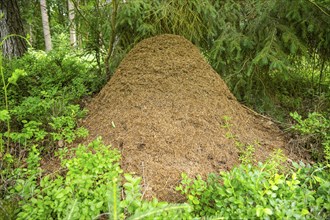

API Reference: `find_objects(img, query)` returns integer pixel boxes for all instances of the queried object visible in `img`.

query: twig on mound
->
[241,104,283,125]
[140,161,149,200]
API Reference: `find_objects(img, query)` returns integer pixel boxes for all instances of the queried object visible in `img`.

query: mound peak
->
[83,34,290,202]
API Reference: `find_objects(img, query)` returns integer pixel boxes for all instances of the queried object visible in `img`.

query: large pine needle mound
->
[82,34,294,202]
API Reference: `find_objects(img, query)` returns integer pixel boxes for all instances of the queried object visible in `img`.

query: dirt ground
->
[81,34,305,202]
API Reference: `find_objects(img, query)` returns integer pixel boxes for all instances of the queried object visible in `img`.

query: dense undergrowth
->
[2,137,329,219]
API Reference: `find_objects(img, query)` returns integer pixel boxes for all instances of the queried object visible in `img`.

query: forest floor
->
[72,35,310,202]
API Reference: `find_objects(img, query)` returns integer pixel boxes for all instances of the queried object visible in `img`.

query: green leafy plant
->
[9,120,46,143]
[205,1,330,121]
[291,111,330,161]
[221,115,257,164]
[10,138,191,220]
[121,174,192,220]
[0,144,41,220]
[1,60,27,152]
[177,150,330,219]
[7,104,88,152]
[0,42,102,219]
[0,34,31,151]
[16,138,122,220]
[48,105,88,144]
[1,46,97,155]
[9,145,41,201]
[235,142,256,165]
[175,174,210,216]
[2,45,100,118]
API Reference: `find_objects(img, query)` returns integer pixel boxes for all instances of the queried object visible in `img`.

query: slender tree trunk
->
[68,0,77,47]
[0,0,27,58]
[40,0,52,51]
[104,0,118,78]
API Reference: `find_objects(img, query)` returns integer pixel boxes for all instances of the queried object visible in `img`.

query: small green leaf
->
[271,185,278,191]
[31,198,38,204]
[193,198,200,205]
[313,176,323,183]
[301,208,309,215]
[56,192,65,199]
[14,184,23,192]
[256,206,263,217]
[226,188,233,194]
[264,208,273,215]
[96,201,103,208]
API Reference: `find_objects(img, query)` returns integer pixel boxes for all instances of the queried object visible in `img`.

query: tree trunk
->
[0,0,27,58]
[68,0,77,47]
[40,0,52,51]
[104,0,119,78]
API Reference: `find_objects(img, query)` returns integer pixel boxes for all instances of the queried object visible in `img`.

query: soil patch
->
[81,34,301,202]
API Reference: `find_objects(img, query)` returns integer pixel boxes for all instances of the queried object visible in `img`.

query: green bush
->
[0,42,101,126]
[291,111,330,161]
[5,46,99,101]
[15,138,122,219]
[0,46,99,156]
[8,105,88,145]
[7,138,191,220]
[177,151,330,219]
[5,139,329,220]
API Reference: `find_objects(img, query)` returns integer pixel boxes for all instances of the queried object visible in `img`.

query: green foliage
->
[49,116,88,144]
[176,174,208,216]
[18,0,71,51]
[122,174,192,220]
[0,44,94,215]
[221,115,257,165]
[0,110,10,121]
[8,105,88,146]
[15,138,122,219]
[291,111,330,161]
[76,0,219,75]
[117,0,217,47]
[0,46,99,153]
[0,145,41,220]
[208,0,330,117]
[5,138,191,220]
[9,145,41,201]
[5,47,99,105]
[177,153,330,219]
[0,51,28,152]
[236,142,256,165]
